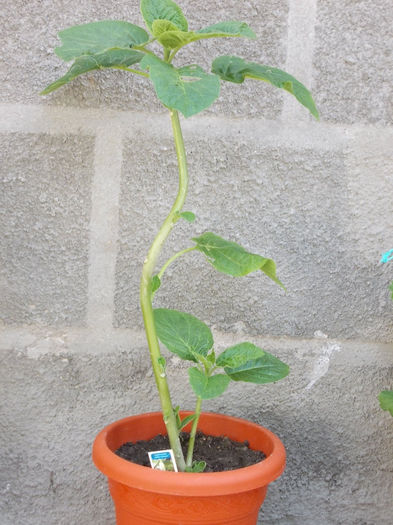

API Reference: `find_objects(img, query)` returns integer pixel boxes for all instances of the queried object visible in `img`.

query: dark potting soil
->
[115,431,265,472]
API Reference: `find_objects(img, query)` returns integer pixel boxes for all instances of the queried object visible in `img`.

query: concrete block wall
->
[0,1,392,524]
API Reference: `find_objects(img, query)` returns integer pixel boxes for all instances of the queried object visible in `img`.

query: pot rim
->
[92,411,286,496]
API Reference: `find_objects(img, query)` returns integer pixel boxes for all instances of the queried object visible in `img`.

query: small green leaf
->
[151,275,161,293]
[212,55,319,119]
[378,390,393,416]
[178,414,197,431]
[55,21,149,61]
[41,48,144,94]
[207,350,216,365]
[173,405,181,428]
[157,356,167,378]
[180,211,196,223]
[185,461,206,472]
[190,350,214,372]
[224,351,289,384]
[152,19,180,37]
[389,281,393,300]
[158,356,166,366]
[156,30,193,49]
[141,0,188,33]
[154,308,213,361]
[188,367,231,399]
[197,21,256,39]
[216,342,265,369]
[141,55,220,117]
[192,232,285,288]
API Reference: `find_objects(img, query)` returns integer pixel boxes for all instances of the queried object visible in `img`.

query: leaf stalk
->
[157,246,196,282]
[186,396,202,467]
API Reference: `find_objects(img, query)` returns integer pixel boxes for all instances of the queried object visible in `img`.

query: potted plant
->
[42,1,319,523]
[379,249,393,417]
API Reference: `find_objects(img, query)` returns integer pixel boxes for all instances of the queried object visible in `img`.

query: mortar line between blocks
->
[0,103,392,141]
[281,0,318,122]
[87,127,123,330]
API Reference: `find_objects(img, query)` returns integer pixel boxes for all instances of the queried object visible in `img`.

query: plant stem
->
[186,396,202,468]
[157,246,196,281]
[140,109,189,472]
[112,65,149,77]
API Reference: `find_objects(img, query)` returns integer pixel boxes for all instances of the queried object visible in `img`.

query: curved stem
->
[186,396,202,467]
[164,48,171,62]
[168,47,180,63]
[157,246,196,281]
[132,45,156,56]
[140,109,189,472]
[112,66,149,77]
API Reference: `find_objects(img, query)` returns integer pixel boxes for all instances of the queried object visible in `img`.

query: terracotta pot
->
[92,411,285,525]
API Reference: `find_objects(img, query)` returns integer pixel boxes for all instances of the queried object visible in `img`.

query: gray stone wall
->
[1,1,392,524]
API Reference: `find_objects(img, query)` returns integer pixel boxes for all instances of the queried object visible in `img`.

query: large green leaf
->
[192,232,284,288]
[141,0,188,32]
[224,351,289,384]
[141,55,220,117]
[154,308,213,361]
[55,21,149,61]
[378,390,393,416]
[154,20,256,50]
[41,48,144,94]
[216,342,265,369]
[212,55,319,119]
[188,368,231,399]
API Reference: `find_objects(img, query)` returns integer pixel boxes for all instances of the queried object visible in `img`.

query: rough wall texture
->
[0,1,392,524]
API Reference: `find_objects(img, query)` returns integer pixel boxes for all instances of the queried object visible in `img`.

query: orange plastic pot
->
[92,412,285,525]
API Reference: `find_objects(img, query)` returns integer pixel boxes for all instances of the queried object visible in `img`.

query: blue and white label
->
[148,449,178,472]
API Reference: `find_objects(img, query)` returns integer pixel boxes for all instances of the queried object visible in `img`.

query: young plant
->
[42,0,319,472]
[378,249,393,417]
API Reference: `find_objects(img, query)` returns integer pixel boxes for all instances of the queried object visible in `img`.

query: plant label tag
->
[148,449,178,472]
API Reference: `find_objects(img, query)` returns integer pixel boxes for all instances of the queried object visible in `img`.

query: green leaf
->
[173,405,181,428]
[192,232,285,288]
[151,275,161,293]
[152,19,180,37]
[179,211,196,223]
[141,55,220,117]
[188,368,231,399]
[185,461,206,472]
[212,55,319,119]
[197,21,256,39]
[178,413,197,431]
[389,281,393,300]
[378,390,393,416]
[154,308,213,361]
[55,21,149,61]
[216,342,265,369]
[154,20,255,50]
[224,351,289,384]
[41,48,144,94]
[207,350,216,365]
[155,20,255,50]
[156,30,193,49]
[157,356,166,377]
[189,350,214,372]
[141,0,188,33]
